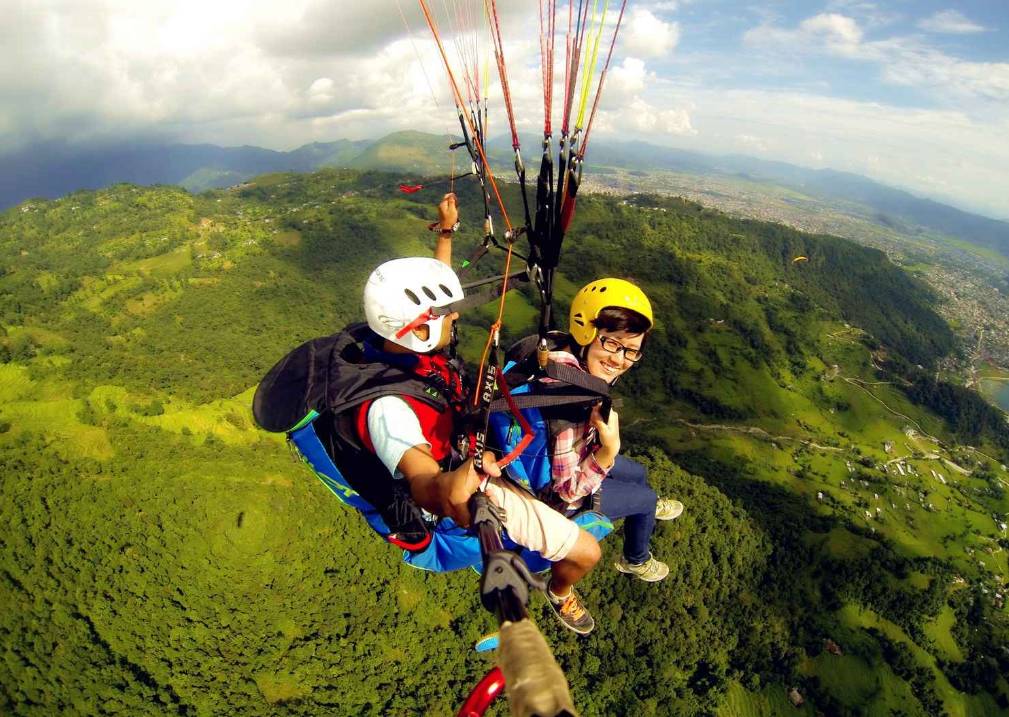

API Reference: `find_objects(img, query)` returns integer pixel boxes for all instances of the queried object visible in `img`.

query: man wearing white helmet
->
[356,194,601,635]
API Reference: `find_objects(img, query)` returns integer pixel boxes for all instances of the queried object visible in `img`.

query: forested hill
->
[2,171,1007,715]
[0,171,954,400]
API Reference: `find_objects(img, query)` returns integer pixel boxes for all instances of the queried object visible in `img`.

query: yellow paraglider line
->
[575,0,609,130]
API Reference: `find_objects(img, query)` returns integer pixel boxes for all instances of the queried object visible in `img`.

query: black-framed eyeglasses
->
[597,335,643,362]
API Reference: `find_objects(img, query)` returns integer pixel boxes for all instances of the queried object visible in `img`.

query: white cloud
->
[0,0,536,149]
[917,10,987,35]
[648,83,1009,217]
[737,134,768,152]
[608,58,650,100]
[800,13,863,47]
[622,10,679,58]
[877,42,1009,102]
[619,97,695,135]
[744,14,1009,103]
[646,2,681,12]
[0,0,310,147]
[307,78,336,105]
[824,1,901,30]
[744,13,863,56]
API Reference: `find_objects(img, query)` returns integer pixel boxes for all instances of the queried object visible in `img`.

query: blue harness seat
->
[290,409,612,574]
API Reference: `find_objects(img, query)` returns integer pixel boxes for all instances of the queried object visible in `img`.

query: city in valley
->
[584,167,1009,415]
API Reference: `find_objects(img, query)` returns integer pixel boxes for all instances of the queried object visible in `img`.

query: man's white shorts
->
[483,476,580,562]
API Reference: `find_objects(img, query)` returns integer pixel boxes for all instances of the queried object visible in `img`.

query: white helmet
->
[363,257,463,353]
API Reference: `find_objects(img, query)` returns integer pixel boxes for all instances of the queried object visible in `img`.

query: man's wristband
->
[429,220,460,234]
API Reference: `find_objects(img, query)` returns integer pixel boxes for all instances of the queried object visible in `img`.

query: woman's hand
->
[591,405,620,469]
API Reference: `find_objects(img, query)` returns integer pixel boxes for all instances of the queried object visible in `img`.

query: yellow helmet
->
[569,278,653,346]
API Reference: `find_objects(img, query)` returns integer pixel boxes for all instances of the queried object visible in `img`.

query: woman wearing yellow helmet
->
[542,278,683,585]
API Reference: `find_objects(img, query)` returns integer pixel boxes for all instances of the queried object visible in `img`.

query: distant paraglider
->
[792,255,808,264]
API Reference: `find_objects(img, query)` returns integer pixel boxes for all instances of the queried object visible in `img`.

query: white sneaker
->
[655,498,684,521]
[615,553,670,582]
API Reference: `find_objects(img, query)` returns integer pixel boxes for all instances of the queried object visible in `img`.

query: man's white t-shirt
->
[366,395,430,477]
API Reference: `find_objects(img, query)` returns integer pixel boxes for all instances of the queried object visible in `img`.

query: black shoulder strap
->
[489,338,610,414]
[542,361,610,395]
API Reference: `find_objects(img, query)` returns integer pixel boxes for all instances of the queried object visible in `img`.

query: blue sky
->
[1,1,1007,218]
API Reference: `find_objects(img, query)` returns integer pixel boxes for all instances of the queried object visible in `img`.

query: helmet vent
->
[439,284,454,298]
[599,286,607,293]
[422,286,437,301]
[404,289,421,305]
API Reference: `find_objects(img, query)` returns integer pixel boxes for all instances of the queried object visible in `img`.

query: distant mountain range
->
[0,131,454,209]
[3,130,1007,260]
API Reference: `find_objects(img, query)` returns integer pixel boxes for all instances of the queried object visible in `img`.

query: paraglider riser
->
[469,493,547,623]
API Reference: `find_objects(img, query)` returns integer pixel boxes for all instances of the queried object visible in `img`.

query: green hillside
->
[1,170,1007,715]
[347,131,461,179]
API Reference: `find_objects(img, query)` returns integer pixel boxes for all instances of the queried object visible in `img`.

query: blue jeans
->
[598,455,657,564]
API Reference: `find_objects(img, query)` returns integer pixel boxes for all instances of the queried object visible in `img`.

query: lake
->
[980,378,1009,414]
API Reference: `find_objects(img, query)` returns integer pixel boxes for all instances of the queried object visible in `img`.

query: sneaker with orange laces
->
[546,587,595,635]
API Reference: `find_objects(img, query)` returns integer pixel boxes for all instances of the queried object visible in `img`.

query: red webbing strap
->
[559,183,578,234]
[494,364,535,469]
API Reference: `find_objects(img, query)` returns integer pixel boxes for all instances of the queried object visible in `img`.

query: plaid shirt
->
[544,351,610,508]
